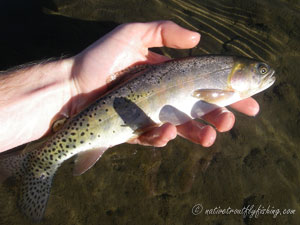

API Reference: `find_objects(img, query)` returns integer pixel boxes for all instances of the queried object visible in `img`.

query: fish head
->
[228,58,276,99]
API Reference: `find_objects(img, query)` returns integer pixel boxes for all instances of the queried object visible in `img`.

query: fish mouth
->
[260,69,276,91]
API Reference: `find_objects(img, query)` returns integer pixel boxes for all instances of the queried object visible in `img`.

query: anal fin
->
[73,147,107,176]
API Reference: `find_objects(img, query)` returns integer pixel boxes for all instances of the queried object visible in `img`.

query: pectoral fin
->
[73,147,107,176]
[192,89,237,106]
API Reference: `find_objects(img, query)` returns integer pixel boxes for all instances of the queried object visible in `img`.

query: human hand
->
[69,21,260,148]
[70,21,259,148]
[0,21,259,153]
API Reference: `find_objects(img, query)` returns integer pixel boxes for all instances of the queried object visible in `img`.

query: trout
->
[0,55,275,220]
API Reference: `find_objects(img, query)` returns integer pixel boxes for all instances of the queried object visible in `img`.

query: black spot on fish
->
[79,122,83,126]
[87,124,90,127]
[105,109,108,112]
[80,140,84,144]
[62,139,66,142]
[81,132,85,136]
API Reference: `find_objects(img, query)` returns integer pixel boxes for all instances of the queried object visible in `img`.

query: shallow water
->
[0,0,299,224]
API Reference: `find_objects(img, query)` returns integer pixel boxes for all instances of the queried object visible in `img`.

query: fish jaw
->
[237,69,276,100]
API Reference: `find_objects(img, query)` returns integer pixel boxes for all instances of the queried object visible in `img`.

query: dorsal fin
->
[73,147,107,176]
[106,64,149,89]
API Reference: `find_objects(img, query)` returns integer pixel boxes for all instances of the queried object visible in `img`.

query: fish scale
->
[0,55,275,221]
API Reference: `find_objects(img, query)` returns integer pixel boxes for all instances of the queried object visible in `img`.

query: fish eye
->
[257,63,269,75]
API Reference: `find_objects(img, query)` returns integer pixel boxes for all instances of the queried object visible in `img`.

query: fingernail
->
[251,106,260,116]
[189,32,201,44]
[207,134,216,147]
[216,111,235,132]
[200,126,216,147]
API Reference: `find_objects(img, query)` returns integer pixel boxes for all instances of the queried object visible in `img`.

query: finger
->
[146,51,171,64]
[128,123,177,147]
[177,120,216,147]
[229,97,259,116]
[202,107,235,132]
[136,21,200,49]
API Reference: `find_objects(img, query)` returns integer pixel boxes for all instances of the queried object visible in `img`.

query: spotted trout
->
[0,55,275,220]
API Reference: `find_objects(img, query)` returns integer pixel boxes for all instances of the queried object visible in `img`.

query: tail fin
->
[0,147,28,182]
[0,145,58,221]
[19,168,56,221]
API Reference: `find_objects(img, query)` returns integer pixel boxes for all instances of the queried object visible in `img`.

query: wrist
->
[0,57,75,152]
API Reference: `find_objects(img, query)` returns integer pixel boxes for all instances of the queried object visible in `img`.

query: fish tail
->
[0,145,58,221]
[19,165,57,221]
[0,149,28,182]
